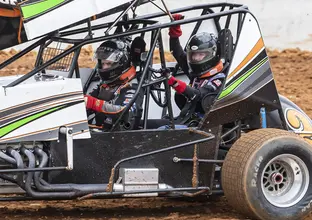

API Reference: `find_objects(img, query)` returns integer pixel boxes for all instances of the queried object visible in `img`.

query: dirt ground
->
[0,47,311,219]
[0,197,247,220]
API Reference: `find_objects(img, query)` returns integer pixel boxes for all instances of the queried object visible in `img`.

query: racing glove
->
[168,76,201,101]
[169,14,184,38]
[167,75,201,123]
[84,95,124,114]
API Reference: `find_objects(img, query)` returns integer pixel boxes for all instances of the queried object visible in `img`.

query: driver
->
[84,39,144,130]
[167,14,226,122]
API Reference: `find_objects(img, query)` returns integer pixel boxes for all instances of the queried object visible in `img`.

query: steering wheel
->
[150,85,168,108]
[149,67,170,108]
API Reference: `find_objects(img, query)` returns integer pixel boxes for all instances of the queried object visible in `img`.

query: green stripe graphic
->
[21,0,66,19]
[218,57,268,100]
[0,106,62,138]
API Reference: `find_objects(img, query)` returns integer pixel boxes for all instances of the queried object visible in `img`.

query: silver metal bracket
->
[59,127,74,170]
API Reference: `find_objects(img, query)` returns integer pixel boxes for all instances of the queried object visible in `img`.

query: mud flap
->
[198,125,222,190]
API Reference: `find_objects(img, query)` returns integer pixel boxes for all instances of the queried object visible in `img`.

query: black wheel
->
[221,128,312,220]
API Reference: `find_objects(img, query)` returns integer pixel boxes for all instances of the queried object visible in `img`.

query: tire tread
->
[221,128,304,219]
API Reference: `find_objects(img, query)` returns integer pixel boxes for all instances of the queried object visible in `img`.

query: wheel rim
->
[261,154,309,208]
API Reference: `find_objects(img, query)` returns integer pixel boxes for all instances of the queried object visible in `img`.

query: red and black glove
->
[84,95,105,112]
[167,75,201,102]
[168,75,187,94]
[84,95,124,114]
[169,14,184,38]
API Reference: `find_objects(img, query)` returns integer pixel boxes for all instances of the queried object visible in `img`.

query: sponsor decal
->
[251,156,263,187]
[191,45,198,51]
[285,107,312,144]
[210,68,218,75]
[104,117,112,125]
[95,99,101,107]
[213,79,222,87]
[0,0,17,5]
[123,98,130,104]
[199,79,208,88]
[125,94,133,98]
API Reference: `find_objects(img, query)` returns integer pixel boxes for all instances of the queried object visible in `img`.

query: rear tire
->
[221,128,312,220]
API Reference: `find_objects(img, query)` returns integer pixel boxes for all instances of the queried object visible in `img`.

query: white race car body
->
[0,78,90,143]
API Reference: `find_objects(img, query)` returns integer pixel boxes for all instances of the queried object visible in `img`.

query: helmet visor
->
[94,46,123,63]
[187,47,216,65]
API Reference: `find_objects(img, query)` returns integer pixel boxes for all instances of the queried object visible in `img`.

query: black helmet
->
[95,39,131,84]
[186,32,220,78]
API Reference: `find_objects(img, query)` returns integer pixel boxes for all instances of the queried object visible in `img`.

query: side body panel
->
[201,13,282,128]
[0,79,90,143]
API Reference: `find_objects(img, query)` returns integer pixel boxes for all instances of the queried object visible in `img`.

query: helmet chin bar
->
[98,68,120,84]
[98,65,135,85]
[188,57,219,77]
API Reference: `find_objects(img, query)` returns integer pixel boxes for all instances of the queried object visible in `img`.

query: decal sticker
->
[251,156,263,187]
[104,117,112,125]
[123,99,130,104]
[285,108,312,144]
[210,68,218,75]
[125,94,133,98]
[0,0,17,5]
[95,99,101,107]
[191,45,198,51]
[213,79,222,87]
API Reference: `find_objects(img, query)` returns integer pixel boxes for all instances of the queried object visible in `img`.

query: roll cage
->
[0,2,285,132]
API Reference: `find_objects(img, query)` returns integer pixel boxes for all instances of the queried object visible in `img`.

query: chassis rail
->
[79,187,210,200]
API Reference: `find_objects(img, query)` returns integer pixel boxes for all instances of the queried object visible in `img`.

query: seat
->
[130,36,147,67]
[217,28,234,73]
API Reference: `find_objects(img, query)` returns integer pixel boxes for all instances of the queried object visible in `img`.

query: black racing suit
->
[88,78,144,131]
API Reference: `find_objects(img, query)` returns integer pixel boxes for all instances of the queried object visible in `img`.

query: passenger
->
[84,39,144,130]
[167,14,226,122]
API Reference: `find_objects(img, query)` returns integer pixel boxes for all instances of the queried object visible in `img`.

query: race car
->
[0,1,311,219]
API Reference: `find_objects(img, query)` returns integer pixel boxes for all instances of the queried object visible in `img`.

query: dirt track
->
[0,197,248,220]
[0,48,311,219]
